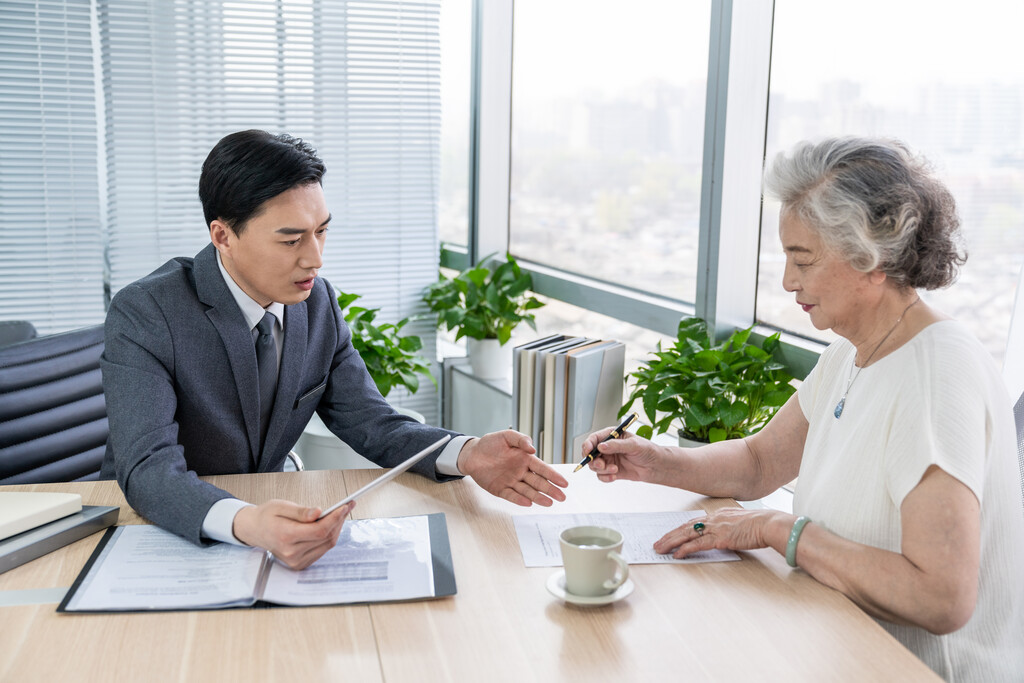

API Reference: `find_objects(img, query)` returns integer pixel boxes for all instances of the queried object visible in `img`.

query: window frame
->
[443,0,821,379]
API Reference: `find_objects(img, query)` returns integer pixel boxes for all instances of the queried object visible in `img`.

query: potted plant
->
[421,253,544,379]
[336,291,436,399]
[621,317,797,444]
[297,291,436,470]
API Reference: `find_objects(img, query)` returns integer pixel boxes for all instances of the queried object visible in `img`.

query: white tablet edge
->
[318,434,452,518]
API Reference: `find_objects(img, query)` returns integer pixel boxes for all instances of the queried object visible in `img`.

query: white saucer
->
[546,570,634,606]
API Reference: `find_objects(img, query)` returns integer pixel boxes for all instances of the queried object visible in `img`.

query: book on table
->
[0,492,83,540]
[58,513,455,613]
[0,492,119,575]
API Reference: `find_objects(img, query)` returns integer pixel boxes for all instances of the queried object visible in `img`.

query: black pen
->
[573,412,638,472]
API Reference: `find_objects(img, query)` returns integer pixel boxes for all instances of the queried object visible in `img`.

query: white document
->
[64,516,436,612]
[262,516,434,605]
[512,511,740,567]
[66,525,265,611]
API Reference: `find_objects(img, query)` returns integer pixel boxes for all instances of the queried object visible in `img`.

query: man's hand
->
[457,430,568,506]
[233,499,353,570]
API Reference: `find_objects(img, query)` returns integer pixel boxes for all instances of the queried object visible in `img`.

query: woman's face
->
[779,210,883,339]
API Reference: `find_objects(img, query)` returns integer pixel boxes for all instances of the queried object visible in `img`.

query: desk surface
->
[0,467,939,682]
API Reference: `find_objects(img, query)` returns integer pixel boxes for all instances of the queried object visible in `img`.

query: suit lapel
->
[259,300,307,470]
[194,244,262,466]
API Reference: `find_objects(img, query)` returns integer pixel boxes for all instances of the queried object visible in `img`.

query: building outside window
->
[758,0,1024,365]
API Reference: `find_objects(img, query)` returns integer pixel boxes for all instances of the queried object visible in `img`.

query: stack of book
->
[512,335,626,464]
[0,492,119,574]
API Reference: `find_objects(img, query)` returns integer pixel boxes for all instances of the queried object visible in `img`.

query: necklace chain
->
[834,296,920,419]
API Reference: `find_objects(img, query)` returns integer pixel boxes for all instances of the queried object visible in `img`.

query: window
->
[2,0,445,423]
[439,0,472,248]
[508,0,711,303]
[758,0,1024,365]
[0,0,105,334]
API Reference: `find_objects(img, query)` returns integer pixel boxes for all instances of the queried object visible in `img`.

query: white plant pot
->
[395,406,426,423]
[295,405,426,470]
[466,337,511,380]
[677,433,709,449]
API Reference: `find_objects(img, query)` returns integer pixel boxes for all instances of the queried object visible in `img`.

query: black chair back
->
[0,325,107,483]
[0,320,37,347]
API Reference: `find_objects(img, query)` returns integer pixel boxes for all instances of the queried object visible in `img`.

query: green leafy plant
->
[337,291,436,398]
[421,253,545,345]
[621,317,797,443]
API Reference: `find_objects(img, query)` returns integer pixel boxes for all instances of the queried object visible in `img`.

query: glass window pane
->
[509,0,711,303]
[758,0,1024,365]
[439,0,472,247]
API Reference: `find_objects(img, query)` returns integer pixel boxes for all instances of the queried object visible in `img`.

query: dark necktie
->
[255,312,278,447]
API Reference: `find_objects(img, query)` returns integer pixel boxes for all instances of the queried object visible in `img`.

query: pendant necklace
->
[834,297,920,419]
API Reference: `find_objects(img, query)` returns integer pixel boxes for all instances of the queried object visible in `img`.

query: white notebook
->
[0,492,83,541]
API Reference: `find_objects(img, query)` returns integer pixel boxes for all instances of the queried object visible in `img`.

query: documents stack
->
[512,335,626,464]
[0,492,119,574]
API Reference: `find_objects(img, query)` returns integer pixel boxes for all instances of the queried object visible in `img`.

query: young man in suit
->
[100,130,567,569]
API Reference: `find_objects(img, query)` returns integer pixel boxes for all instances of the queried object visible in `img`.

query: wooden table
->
[0,466,939,682]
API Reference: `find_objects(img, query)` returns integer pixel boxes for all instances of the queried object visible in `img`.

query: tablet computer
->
[318,434,452,518]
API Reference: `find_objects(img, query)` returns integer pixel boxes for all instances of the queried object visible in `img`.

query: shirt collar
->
[216,249,286,332]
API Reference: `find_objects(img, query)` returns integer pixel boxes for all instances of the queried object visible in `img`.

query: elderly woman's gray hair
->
[763,137,966,290]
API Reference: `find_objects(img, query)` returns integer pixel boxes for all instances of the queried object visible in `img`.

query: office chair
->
[0,325,107,484]
[1004,262,1024,511]
[285,450,305,471]
[0,320,37,348]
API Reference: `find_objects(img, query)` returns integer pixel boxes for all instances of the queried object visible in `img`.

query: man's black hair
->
[198,130,326,234]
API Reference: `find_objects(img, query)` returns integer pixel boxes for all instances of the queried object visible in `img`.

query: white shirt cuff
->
[435,435,473,477]
[201,498,254,546]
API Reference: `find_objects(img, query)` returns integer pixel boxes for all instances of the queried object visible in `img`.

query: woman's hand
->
[581,427,669,485]
[653,507,791,558]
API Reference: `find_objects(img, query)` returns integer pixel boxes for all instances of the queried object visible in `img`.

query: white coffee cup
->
[559,525,629,597]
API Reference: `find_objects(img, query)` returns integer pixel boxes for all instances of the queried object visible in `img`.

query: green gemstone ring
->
[693,522,705,536]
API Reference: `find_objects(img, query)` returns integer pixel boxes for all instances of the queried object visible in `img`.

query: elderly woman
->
[584,137,1024,681]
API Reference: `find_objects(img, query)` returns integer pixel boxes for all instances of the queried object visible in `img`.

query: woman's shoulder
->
[907,319,989,362]
[903,319,1006,396]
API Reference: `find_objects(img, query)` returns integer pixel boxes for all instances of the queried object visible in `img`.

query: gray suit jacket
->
[100,243,458,544]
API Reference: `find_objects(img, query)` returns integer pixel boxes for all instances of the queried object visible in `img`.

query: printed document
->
[513,511,740,567]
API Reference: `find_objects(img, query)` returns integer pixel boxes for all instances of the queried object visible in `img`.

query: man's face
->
[211,183,330,307]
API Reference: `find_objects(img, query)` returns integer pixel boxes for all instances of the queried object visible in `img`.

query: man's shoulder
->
[109,256,201,316]
[120,256,195,292]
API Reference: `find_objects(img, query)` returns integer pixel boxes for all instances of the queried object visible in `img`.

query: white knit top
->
[796,320,1024,681]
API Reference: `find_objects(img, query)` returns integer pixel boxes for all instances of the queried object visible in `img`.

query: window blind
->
[99,0,442,420]
[0,0,105,335]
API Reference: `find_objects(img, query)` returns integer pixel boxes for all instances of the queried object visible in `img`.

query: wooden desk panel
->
[0,469,939,682]
[346,466,939,682]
